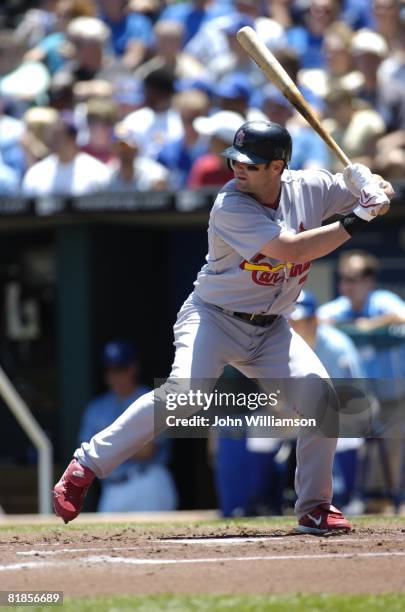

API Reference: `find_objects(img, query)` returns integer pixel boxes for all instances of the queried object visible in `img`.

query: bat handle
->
[335,150,351,168]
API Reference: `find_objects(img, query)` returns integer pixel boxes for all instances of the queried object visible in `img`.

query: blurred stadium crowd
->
[0,0,404,198]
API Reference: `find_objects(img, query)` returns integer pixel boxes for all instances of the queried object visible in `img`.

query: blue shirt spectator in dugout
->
[290,290,364,379]
[317,250,405,402]
[289,290,365,509]
[79,340,177,512]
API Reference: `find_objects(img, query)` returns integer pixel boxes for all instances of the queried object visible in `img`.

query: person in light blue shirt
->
[317,250,405,397]
[79,340,177,512]
[0,156,19,195]
[317,250,405,509]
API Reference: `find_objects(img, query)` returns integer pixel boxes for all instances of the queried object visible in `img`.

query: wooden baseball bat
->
[236,26,351,168]
[237,26,391,215]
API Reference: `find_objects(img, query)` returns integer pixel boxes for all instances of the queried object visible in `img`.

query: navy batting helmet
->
[221,120,292,165]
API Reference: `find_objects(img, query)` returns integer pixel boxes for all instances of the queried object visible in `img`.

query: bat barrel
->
[236,26,351,169]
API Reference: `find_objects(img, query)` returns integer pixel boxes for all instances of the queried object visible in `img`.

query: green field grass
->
[0,514,404,540]
[3,594,405,612]
[0,513,404,534]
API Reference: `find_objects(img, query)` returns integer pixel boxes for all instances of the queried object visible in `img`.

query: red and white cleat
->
[297,503,352,535]
[53,459,95,524]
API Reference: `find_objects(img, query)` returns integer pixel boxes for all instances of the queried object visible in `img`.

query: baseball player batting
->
[54,120,394,534]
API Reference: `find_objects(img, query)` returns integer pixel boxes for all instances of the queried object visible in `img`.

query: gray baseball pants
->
[75,293,336,517]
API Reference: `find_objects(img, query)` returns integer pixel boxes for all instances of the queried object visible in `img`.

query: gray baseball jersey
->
[194,169,357,314]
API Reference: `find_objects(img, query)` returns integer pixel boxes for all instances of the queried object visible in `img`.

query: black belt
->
[223,309,280,327]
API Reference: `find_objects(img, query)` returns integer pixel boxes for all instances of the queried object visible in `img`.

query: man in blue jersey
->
[318,251,405,509]
[290,290,365,510]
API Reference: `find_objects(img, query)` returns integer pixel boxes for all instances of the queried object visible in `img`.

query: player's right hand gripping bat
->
[236,26,390,214]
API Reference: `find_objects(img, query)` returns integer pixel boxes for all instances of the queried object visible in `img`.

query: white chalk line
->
[13,535,405,557]
[157,536,405,546]
[17,546,142,556]
[84,551,405,564]
[2,551,405,572]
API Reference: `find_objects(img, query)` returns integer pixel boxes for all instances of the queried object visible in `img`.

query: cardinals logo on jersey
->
[239,222,311,286]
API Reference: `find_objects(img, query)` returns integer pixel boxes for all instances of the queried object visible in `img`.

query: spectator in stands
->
[243,0,287,49]
[317,250,405,511]
[0,152,19,195]
[57,16,110,82]
[265,46,325,115]
[72,78,114,104]
[158,0,228,47]
[323,22,354,84]
[289,290,365,512]
[265,0,295,29]
[259,84,329,170]
[323,88,385,172]
[112,78,144,121]
[339,0,374,30]
[377,10,405,133]
[98,0,154,69]
[135,20,205,81]
[78,340,177,512]
[158,89,210,189]
[260,84,293,128]
[286,0,340,69]
[121,67,183,160]
[0,97,26,178]
[374,131,405,180]
[372,0,403,52]
[351,29,389,109]
[48,71,75,110]
[80,97,117,163]
[129,0,160,22]
[185,1,285,71]
[187,110,244,188]
[21,106,59,168]
[0,29,50,111]
[299,21,359,100]
[204,15,258,83]
[24,0,97,75]
[107,122,169,192]
[214,72,267,122]
[14,0,57,48]
[21,110,110,196]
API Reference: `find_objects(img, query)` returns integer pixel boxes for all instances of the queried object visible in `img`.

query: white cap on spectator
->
[193,111,245,144]
[67,17,110,44]
[351,29,388,58]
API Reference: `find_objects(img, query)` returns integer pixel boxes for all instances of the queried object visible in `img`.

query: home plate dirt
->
[1,522,404,597]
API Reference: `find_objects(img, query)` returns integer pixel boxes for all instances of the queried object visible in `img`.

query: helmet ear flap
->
[227,158,235,171]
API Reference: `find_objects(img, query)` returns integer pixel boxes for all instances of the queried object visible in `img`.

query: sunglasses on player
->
[229,159,265,172]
